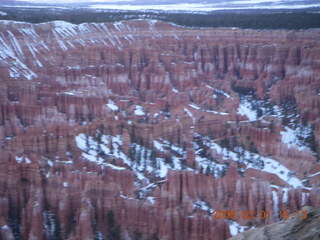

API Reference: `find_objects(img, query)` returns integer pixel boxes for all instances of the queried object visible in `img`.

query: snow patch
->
[272,191,279,220]
[193,200,213,212]
[172,88,179,93]
[189,103,229,116]
[134,105,145,116]
[15,156,23,164]
[106,99,119,111]
[25,157,31,164]
[237,99,257,121]
[147,197,156,205]
[15,156,32,164]
[64,92,75,96]
[184,107,195,123]
[2,225,9,230]
[282,188,289,203]
[189,103,201,110]
[229,221,247,237]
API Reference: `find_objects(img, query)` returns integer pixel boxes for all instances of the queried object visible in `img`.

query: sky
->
[17,0,136,2]
[14,0,320,3]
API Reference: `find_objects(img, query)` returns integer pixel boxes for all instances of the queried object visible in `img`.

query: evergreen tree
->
[205,166,210,176]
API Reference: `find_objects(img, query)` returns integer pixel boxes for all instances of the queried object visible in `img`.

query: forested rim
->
[1,7,320,29]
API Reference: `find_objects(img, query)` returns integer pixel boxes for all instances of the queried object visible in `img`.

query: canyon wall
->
[0,19,320,239]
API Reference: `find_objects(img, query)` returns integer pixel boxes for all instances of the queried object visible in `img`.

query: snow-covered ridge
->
[0,29,38,80]
[0,19,179,80]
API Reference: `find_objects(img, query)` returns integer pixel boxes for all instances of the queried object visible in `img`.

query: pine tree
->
[85,134,90,152]
[205,166,210,176]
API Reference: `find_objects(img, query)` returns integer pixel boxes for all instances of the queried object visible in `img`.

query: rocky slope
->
[228,206,320,240]
[0,19,319,239]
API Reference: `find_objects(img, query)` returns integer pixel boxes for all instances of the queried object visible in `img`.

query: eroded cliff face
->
[0,19,320,240]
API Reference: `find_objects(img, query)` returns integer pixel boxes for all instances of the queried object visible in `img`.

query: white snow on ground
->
[15,156,23,163]
[172,88,179,93]
[54,21,77,34]
[189,103,201,110]
[106,99,119,111]
[200,135,303,188]
[214,89,232,99]
[189,103,229,116]
[0,11,7,16]
[0,31,37,80]
[15,156,32,164]
[0,23,43,80]
[193,139,227,178]
[76,131,303,189]
[282,188,289,203]
[309,171,320,178]
[280,126,312,151]
[272,105,283,117]
[272,191,279,220]
[2,225,9,230]
[147,197,156,205]
[75,133,188,181]
[205,109,229,116]
[151,138,187,177]
[25,157,31,164]
[237,99,257,121]
[153,140,165,152]
[281,127,300,148]
[301,192,309,206]
[229,221,247,237]
[195,154,226,178]
[193,200,213,212]
[184,107,193,118]
[120,193,135,201]
[184,107,196,123]
[64,92,75,96]
[138,180,165,198]
[75,133,127,171]
[75,133,87,150]
[134,105,145,116]
[47,159,53,167]
[206,85,232,99]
